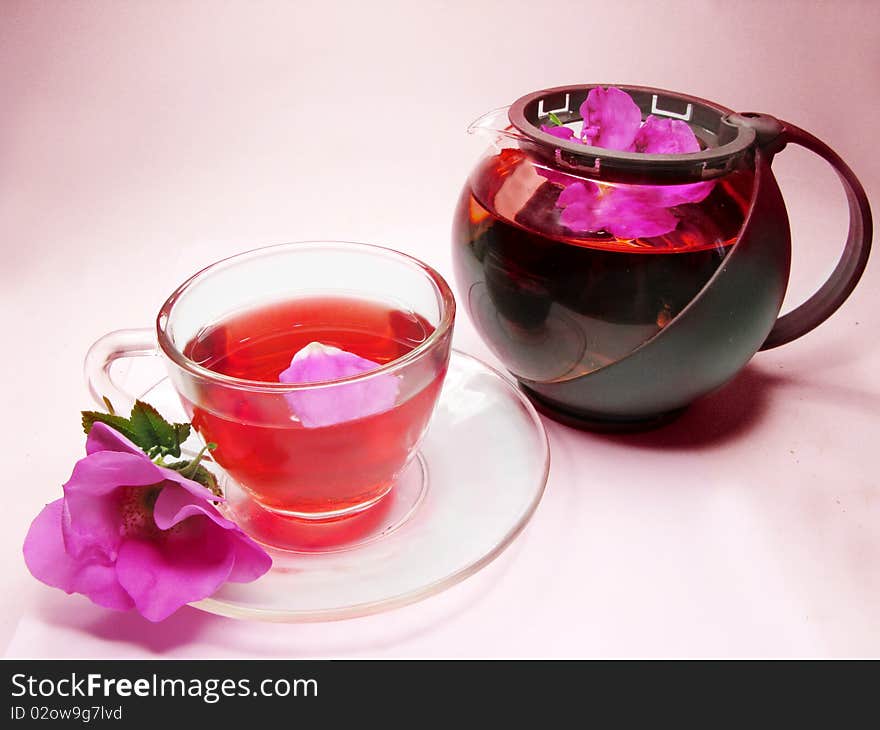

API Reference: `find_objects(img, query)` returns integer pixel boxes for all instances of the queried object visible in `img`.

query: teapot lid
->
[508,84,782,184]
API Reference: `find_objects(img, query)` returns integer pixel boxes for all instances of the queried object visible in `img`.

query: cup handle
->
[84,328,158,411]
[760,121,873,350]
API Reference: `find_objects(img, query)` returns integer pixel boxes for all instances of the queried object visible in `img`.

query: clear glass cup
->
[85,241,455,520]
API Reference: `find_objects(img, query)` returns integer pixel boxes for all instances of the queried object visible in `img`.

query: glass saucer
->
[136,350,549,622]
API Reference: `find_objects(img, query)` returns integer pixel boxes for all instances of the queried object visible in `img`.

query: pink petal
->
[280,341,386,383]
[632,115,701,154]
[24,500,80,593]
[226,533,273,583]
[556,182,604,232]
[279,342,400,428]
[61,450,163,561]
[64,449,164,497]
[579,87,642,151]
[155,463,223,503]
[647,181,715,207]
[85,421,146,456]
[556,182,602,232]
[557,184,679,239]
[23,499,133,611]
[557,181,599,207]
[61,489,123,562]
[115,518,236,622]
[540,123,575,140]
[599,189,679,238]
[153,485,270,583]
[153,483,238,531]
[69,561,135,611]
[559,200,603,233]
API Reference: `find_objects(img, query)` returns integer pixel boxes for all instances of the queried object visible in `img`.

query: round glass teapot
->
[452,84,872,430]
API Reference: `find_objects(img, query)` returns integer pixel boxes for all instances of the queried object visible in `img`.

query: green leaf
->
[81,400,192,458]
[82,410,143,444]
[174,423,192,450]
[547,111,563,126]
[129,400,181,457]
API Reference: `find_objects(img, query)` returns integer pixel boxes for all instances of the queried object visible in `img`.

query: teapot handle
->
[760,122,872,350]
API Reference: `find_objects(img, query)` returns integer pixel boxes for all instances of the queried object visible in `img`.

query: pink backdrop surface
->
[2,0,878,657]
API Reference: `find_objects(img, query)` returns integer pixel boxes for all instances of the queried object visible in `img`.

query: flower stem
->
[179,443,217,478]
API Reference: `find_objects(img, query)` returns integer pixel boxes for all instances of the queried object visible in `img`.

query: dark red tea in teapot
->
[454,147,754,380]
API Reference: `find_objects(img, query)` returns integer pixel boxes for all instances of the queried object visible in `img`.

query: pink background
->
[2,0,878,657]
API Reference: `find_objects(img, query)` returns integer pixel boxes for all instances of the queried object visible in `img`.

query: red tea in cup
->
[182,296,445,517]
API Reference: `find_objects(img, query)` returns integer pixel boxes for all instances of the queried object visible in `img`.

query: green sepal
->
[164,460,222,498]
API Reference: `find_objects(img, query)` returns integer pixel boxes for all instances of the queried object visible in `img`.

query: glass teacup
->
[85,242,455,520]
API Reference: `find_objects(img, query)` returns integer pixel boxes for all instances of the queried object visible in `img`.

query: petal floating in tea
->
[593,189,680,239]
[555,181,603,232]
[556,182,680,239]
[279,342,400,428]
[557,181,599,208]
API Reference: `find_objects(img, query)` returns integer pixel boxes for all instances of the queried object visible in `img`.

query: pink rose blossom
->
[23,423,271,622]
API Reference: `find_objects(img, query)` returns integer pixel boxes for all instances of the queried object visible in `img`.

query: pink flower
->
[23,423,271,622]
[544,87,715,239]
[279,342,400,428]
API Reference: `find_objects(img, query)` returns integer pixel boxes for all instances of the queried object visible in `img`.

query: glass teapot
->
[452,84,872,430]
